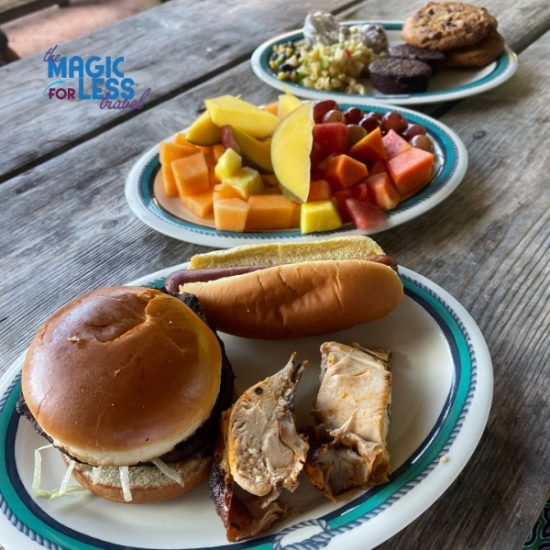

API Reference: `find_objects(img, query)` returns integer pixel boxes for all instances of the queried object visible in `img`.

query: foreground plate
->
[0,266,492,550]
[251,21,518,106]
[125,104,467,248]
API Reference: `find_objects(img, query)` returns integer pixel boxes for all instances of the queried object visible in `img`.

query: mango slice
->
[231,127,273,172]
[277,92,302,119]
[205,95,279,138]
[186,111,222,145]
[271,102,314,202]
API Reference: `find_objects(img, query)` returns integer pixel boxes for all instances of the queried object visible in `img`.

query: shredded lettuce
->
[152,458,184,487]
[119,466,132,502]
[32,445,88,499]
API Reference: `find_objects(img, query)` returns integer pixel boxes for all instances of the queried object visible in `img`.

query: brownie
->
[388,43,446,73]
[369,58,432,94]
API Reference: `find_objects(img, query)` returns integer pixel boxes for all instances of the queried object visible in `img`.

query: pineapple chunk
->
[278,91,302,119]
[300,200,342,234]
[225,167,263,199]
[215,148,242,181]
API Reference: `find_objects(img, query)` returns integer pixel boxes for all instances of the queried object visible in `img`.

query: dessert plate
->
[251,21,518,106]
[0,265,492,550]
[125,103,467,248]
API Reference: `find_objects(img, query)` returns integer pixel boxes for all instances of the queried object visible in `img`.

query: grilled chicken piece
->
[209,354,309,542]
[306,342,391,500]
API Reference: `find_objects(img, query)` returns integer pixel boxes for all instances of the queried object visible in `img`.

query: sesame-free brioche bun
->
[22,287,222,467]
[67,454,211,504]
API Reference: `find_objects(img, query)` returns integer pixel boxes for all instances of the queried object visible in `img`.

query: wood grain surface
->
[0,1,549,549]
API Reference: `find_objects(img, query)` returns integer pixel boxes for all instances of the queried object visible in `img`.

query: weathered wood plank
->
[2,0,548,183]
[0,0,365,181]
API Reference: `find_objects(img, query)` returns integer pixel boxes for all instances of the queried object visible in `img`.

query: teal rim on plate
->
[251,21,518,106]
[0,267,492,550]
[125,103,467,248]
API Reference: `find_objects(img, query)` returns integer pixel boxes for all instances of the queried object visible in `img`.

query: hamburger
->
[18,286,234,503]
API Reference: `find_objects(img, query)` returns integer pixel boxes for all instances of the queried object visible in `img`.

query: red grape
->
[323,109,345,124]
[410,135,434,153]
[359,115,380,133]
[365,111,383,122]
[403,123,427,141]
[347,124,367,146]
[313,100,338,123]
[382,111,407,134]
[344,107,363,125]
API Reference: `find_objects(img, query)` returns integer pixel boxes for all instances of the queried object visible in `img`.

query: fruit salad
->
[158,93,435,234]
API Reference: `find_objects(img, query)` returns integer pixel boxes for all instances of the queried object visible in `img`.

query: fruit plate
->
[0,265,492,550]
[125,103,467,248]
[251,20,518,106]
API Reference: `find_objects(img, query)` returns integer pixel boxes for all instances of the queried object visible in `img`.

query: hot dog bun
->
[188,236,385,270]
[180,249,403,339]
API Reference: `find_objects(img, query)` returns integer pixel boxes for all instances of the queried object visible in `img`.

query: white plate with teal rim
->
[0,265,492,550]
[125,103,467,248]
[251,21,518,106]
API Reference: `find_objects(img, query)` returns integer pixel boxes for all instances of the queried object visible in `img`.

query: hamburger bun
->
[22,287,223,467]
[68,454,211,504]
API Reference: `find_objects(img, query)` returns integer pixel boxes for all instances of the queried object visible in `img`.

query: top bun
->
[22,287,222,467]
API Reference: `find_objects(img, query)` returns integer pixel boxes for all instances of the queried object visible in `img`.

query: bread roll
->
[181,259,403,339]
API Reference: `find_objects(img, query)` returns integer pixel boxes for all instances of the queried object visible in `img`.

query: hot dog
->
[166,236,403,339]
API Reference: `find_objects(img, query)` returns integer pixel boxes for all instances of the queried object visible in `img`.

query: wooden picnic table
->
[0,0,548,548]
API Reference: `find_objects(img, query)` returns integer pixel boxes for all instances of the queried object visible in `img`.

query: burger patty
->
[17,291,235,466]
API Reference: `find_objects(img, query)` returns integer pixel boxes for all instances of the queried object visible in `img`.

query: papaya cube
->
[159,141,197,165]
[370,160,387,175]
[386,148,434,198]
[172,152,210,196]
[300,200,342,234]
[382,130,412,160]
[365,173,400,211]
[215,148,242,181]
[180,192,214,218]
[263,101,279,116]
[162,164,178,197]
[213,198,250,232]
[224,167,263,198]
[350,127,386,163]
[185,111,222,146]
[213,183,242,202]
[246,195,298,231]
[307,179,332,202]
[325,154,368,190]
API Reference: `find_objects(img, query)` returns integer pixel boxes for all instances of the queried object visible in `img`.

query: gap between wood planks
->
[0,2,546,185]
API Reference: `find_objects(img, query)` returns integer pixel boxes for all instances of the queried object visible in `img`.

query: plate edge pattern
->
[270,277,478,550]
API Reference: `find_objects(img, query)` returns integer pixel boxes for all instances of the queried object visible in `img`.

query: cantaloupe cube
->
[212,144,225,162]
[160,142,197,165]
[173,133,192,146]
[215,148,242,181]
[180,192,214,218]
[162,164,178,197]
[246,195,299,231]
[224,167,263,198]
[185,111,222,145]
[263,101,279,116]
[300,200,342,234]
[213,183,242,202]
[214,198,250,232]
[172,152,210,196]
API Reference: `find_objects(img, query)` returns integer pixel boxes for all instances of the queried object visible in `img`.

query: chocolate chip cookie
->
[402,2,498,51]
[446,30,505,67]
